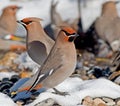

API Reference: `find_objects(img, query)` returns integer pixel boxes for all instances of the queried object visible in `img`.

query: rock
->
[82,96,94,106]
[19,71,32,78]
[106,101,116,106]
[88,66,112,78]
[88,74,96,79]
[34,98,59,106]
[0,83,11,92]
[74,69,89,80]
[10,75,20,83]
[82,51,95,61]
[81,75,89,80]
[117,100,120,106]
[0,52,18,67]
[109,71,120,80]
[93,98,106,106]
[102,97,114,103]
[16,101,24,106]
[113,76,120,85]
[97,40,113,58]
[75,69,87,75]
[98,103,107,106]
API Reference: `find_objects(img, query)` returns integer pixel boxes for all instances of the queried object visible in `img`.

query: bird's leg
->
[52,88,69,96]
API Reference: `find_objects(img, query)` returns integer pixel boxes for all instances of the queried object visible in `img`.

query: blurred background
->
[0,0,120,31]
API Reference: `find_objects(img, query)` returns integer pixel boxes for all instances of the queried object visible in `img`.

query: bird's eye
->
[62,30,75,36]
[21,21,32,25]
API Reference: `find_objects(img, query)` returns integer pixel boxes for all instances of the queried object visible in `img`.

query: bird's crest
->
[61,26,76,35]
[21,17,43,25]
[60,26,78,42]
[4,5,21,10]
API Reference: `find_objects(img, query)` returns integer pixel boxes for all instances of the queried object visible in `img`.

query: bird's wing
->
[27,41,48,65]
[41,46,63,73]
[22,47,63,92]
[0,26,10,36]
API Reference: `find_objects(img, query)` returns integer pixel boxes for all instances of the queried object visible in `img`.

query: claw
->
[52,88,69,96]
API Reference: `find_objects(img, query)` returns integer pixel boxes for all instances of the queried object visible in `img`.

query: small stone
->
[0,52,18,67]
[2,77,9,82]
[84,61,89,66]
[75,69,87,75]
[70,74,81,78]
[0,83,11,92]
[109,71,120,81]
[114,76,120,85]
[117,100,120,105]
[81,75,89,80]
[102,97,114,103]
[93,98,106,106]
[20,71,32,78]
[82,96,94,106]
[16,100,24,106]
[106,101,116,106]
[98,103,107,106]
[82,51,95,61]
[88,74,96,79]
[10,75,20,83]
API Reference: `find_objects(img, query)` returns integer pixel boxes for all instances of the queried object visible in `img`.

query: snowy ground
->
[0,0,120,106]
[27,78,120,106]
[1,77,120,106]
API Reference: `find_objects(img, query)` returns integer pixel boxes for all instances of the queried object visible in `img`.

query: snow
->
[0,93,17,106]
[26,77,120,106]
[0,0,120,106]
[0,71,18,80]
[0,77,120,106]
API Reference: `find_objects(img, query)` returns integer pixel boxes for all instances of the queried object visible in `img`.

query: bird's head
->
[102,1,119,16]
[3,5,21,15]
[20,17,42,25]
[17,17,43,29]
[60,26,79,42]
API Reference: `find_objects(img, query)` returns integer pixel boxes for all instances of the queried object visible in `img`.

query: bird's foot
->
[52,88,69,96]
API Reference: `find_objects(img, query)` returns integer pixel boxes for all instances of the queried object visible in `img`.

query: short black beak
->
[17,20,22,24]
[69,33,79,42]
[17,20,26,26]
[17,6,22,9]
[115,1,120,4]
[70,33,79,37]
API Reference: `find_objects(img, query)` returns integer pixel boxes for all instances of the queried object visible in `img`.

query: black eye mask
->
[61,30,75,36]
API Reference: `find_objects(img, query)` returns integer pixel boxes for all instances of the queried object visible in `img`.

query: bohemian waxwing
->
[50,0,69,39]
[50,0,80,40]
[50,0,97,54]
[0,5,25,50]
[95,1,120,52]
[0,5,21,36]
[18,17,54,65]
[16,26,78,92]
